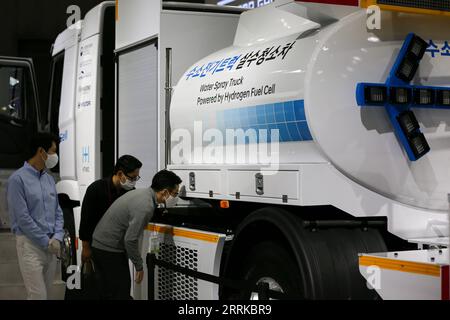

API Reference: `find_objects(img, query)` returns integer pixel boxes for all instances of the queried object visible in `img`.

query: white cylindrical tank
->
[170,5,450,211]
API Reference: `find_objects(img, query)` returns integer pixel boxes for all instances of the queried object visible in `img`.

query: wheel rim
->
[62,229,73,268]
[250,277,284,300]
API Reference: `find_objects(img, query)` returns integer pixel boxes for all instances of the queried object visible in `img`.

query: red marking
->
[296,0,359,6]
[442,265,450,300]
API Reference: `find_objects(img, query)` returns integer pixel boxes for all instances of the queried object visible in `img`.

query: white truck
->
[47,2,116,267]
[49,0,450,300]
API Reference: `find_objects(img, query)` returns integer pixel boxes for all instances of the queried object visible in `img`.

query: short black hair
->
[27,132,60,160]
[151,170,182,192]
[113,155,142,175]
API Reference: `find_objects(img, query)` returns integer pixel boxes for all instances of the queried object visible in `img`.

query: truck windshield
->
[0,66,26,121]
[47,52,64,134]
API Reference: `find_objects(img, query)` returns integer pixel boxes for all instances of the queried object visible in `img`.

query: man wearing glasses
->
[91,169,182,299]
[79,155,142,265]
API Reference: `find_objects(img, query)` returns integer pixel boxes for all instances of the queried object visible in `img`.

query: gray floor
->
[0,231,66,300]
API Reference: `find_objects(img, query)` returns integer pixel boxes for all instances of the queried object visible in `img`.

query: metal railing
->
[146,253,286,300]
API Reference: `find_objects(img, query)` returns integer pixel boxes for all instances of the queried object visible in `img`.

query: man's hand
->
[135,270,144,284]
[48,238,61,258]
[81,241,92,264]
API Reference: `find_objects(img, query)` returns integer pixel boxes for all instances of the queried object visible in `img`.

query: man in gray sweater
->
[91,169,182,299]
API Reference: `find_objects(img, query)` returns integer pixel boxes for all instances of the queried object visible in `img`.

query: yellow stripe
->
[359,256,441,277]
[361,0,450,17]
[146,224,219,243]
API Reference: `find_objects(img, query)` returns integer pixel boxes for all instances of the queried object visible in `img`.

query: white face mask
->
[120,176,136,191]
[43,152,59,169]
[164,191,179,208]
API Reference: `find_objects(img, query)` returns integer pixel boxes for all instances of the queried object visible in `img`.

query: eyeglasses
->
[166,190,179,197]
[125,173,141,182]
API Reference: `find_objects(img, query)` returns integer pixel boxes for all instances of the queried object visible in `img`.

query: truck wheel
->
[237,241,304,300]
[61,207,77,281]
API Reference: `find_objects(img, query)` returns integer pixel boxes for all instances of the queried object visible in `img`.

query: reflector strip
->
[116,0,119,21]
[359,256,441,277]
[361,0,450,16]
[146,224,220,243]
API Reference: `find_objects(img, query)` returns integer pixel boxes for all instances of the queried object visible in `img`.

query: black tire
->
[236,241,304,300]
[61,207,77,282]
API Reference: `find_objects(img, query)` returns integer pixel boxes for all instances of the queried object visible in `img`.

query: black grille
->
[157,243,199,300]
[377,0,450,12]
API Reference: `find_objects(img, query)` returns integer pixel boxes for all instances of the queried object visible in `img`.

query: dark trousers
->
[92,247,132,300]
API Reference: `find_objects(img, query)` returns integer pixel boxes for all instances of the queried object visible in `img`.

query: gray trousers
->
[16,235,57,300]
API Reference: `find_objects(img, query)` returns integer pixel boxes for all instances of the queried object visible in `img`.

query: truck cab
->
[49,2,116,266]
[50,1,243,275]
[0,57,42,228]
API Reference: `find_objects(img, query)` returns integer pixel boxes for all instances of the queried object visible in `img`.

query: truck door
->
[116,41,159,188]
[47,52,64,141]
[0,57,40,168]
[0,57,40,228]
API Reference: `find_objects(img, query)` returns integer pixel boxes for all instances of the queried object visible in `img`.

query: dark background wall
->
[0,0,104,119]
[0,0,218,119]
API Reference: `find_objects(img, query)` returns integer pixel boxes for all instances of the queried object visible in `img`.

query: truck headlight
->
[408,35,427,60]
[366,85,387,104]
[437,90,450,106]
[409,132,430,158]
[390,87,411,105]
[395,35,427,83]
[396,58,417,83]
[397,110,419,135]
[414,88,435,106]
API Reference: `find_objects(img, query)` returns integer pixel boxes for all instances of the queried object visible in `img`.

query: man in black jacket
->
[79,155,142,263]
